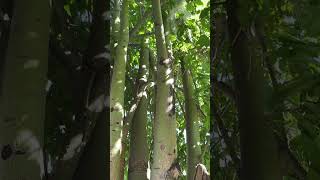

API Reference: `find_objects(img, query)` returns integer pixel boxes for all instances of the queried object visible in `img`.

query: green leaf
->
[197,35,209,47]
[64,5,72,16]
[199,7,209,19]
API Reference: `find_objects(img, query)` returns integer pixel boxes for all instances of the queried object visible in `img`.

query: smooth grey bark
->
[110,0,129,179]
[181,60,202,180]
[151,0,177,179]
[0,0,50,179]
[128,39,149,180]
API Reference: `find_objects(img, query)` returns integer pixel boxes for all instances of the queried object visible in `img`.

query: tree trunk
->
[151,0,177,179]
[193,164,210,180]
[0,0,50,179]
[110,0,129,179]
[181,59,202,180]
[128,39,149,180]
[226,1,282,179]
[48,0,109,179]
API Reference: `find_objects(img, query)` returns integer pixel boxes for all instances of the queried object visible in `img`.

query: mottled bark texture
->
[0,0,50,179]
[226,0,282,179]
[151,0,177,179]
[110,0,129,179]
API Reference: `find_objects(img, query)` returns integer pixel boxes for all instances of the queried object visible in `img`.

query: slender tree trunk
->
[0,0,12,93]
[110,0,129,179]
[181,59,202,180]
[48,0,109,179]
[0,0,50,179]
[128,39,150,180]
[151,0,177,179]
[226,1,282,179]
[111,0,120,58]
[70,1,110,179]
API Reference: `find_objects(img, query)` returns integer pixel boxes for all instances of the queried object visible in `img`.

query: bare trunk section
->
[70,1,110,178]
[128,39,150,180]
[151,0,177,179]
[110,0,129,179]
[181,59,202,180]
[0,0,50,179]
[226,1,282,179]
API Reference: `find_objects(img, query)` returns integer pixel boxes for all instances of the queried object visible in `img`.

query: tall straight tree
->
[181,59,202,180]
[110,0,129,179]
[128,38,149,180]
[71,0,110,179]
[151,0,177,179]
[226,0,282,179]
[0,0,50,179]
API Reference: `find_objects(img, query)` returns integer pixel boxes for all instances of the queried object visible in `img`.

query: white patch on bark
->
[165,68,172,75]
[47,154,53,174]
[115,17,120,24]
[64,51,71,55]
[147,161,151,179]
[62,134,83,160]
[102,11,111,20]
[93,52,110,60]
[137,91,147,98]
[225,154,232,162]
[165,78,174,85]
[129,104,137,113]
[313,56,320,63]
[78,11,92,23]
[15,130,44,178]
[3,14,10,21]
[111,138,122,157]
[87,95,105,112]
[139,75,148,82]
[166,104,173,113]
[46,80,53,92]
[162,58,171,65]
[283,16,295,25]
[113,103,124,117]
[24,59,39,69]
[182,170,187,176]
[59,125,66,134]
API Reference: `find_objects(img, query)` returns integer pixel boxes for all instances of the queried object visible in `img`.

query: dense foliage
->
[211,0,320,179]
